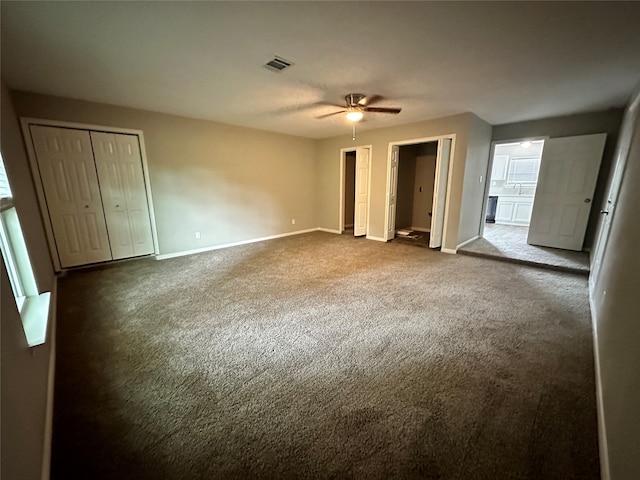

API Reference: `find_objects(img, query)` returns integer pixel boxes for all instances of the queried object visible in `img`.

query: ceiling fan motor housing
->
[346,93,367,107]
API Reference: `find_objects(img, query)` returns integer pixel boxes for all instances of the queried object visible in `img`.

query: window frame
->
[0,153,50,346]
[505,156,541,186]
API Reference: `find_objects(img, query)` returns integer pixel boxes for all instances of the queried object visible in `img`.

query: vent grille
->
[265,56,292,72]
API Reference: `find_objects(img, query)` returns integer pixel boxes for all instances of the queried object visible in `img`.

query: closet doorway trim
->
[20,117,160,272]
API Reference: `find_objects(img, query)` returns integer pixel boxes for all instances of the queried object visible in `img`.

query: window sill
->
[21,291,51,347]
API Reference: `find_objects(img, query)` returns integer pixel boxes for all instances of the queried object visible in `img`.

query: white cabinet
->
[28,124,155,268]
[495,195,534,225]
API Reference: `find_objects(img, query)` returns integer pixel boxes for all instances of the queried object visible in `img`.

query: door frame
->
[383,135,456,245]
[339,145,372,235]
[590,90,639,289]
[479,136,548,238]
[20,117,160,272]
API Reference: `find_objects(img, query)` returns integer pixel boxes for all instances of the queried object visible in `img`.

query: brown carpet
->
[52,231,599,479]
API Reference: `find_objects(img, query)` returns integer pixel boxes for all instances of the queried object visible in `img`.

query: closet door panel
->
[30,125,112,267]
[91,131,154,259]
[115,135,153,255]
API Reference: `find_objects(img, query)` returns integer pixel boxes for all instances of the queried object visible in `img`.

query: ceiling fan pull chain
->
[352,123,356,141]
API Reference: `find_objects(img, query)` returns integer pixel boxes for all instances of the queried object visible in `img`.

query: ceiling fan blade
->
[318,102,349,109]
[362,107,402,114]
[360,95,384,106]
[316,110,346,119]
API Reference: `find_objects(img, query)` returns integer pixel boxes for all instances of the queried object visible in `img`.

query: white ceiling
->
[2,1,640,139]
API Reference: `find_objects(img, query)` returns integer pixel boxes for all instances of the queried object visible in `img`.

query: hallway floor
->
[458,224,590,275]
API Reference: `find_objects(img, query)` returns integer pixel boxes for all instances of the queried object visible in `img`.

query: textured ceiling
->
[2,1,640,139]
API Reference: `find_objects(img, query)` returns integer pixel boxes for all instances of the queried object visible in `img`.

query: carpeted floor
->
[52,231,599,480]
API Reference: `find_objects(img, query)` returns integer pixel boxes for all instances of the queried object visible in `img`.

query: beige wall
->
[11,91,318,256]
[316,113,473,249]
[458,114,493,245]
[412,154,436,230]
[591,85,640,480]
[492,109,623,250]
[1,82,56,480]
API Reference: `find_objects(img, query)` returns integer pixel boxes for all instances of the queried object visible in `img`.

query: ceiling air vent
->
[265,56,292,72]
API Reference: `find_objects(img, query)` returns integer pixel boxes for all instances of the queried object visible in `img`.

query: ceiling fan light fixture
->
[346,109,364,122]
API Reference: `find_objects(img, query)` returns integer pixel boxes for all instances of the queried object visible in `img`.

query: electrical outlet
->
[195,231,201,239]
[291,219,296,225]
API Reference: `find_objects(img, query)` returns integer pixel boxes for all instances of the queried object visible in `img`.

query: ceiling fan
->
[317,93,401,140]
[316,93,402,122]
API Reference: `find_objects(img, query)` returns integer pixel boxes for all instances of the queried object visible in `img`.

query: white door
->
[430,138,451,248]
[354,147,370,237]
[385,146,400,240]
[30,125,112,267]
[91,132,154,259]
[527,133,606,250]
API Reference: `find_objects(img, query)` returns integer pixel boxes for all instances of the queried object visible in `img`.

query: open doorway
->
[391,142,438,247]
[340,146,371,236]
[460,133,608,273]
[384,136,454,249]
[483,139,545,247]
[343,151,356,234]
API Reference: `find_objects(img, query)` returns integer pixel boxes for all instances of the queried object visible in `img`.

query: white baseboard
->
[457,235,479,249]
[589,293,610,480]
[366,235,388,242]
[344,223,354,229]
[317,227,341,234]
[441,247,457,254]
[156,228,318,260]
[41,278,57,480]
[411,226,430,233]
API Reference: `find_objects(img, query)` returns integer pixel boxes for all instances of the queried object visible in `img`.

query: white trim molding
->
[366,235,388,242]
[318,228,341,234]
[156,228,318,260]
[589,294,611,480]
[441,247,457,254]
[41,277,57,480]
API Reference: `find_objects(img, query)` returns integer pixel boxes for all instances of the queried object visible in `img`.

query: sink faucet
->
[515,183,523,195]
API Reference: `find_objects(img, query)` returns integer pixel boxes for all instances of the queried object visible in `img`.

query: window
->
[506,156,541,185]
[0,153,50,346]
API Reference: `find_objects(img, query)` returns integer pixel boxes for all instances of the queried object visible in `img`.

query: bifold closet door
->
[30,125,112,267]
[90,132,154,259]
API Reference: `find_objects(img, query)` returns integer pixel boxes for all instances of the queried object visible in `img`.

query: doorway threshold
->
[391,230,431,249]
[458,224,589,276]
